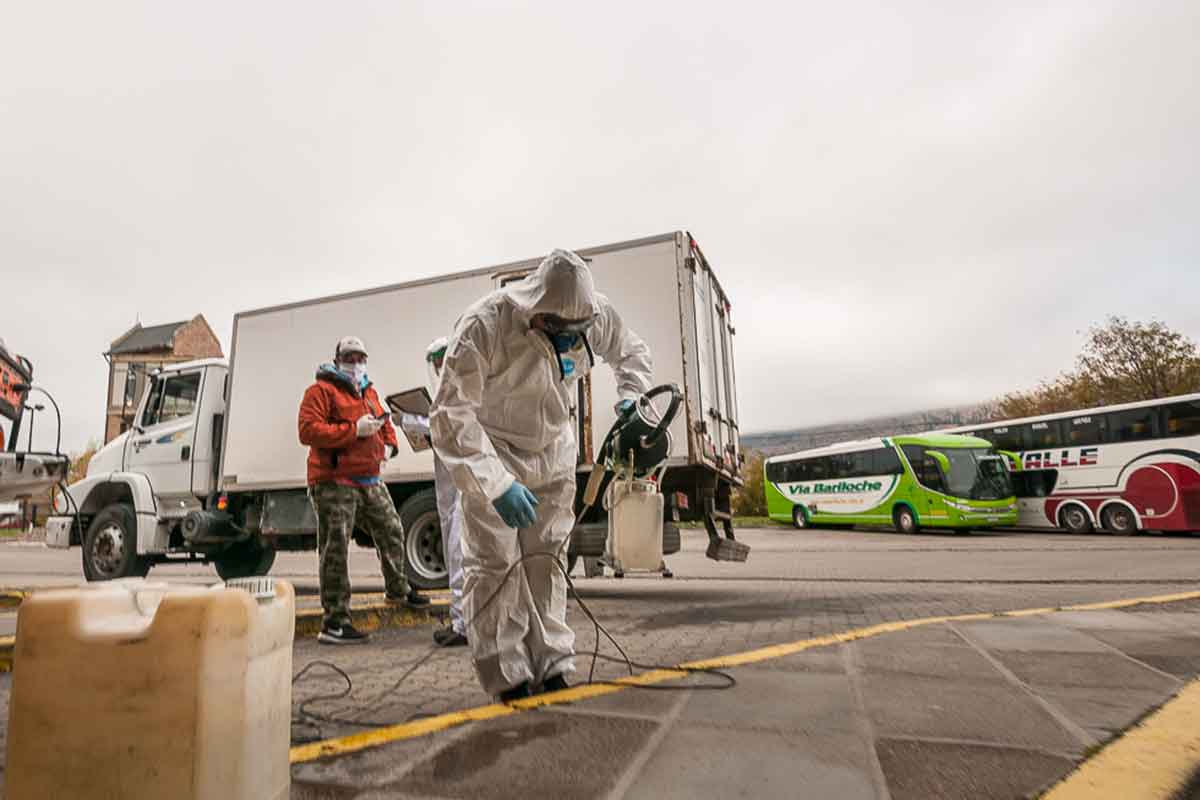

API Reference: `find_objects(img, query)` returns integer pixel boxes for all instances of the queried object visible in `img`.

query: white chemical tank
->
[5,577,295,800]
[607,478,666,572]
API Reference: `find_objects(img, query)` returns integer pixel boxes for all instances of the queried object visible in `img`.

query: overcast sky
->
[3,1,1198,453]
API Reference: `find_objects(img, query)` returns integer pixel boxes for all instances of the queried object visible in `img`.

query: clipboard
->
[386,387,432,417]
[386,388,433,452]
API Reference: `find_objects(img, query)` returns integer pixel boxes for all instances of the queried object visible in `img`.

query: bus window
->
[1107,408,1158,442]
[809,458,829,481]
[766,461,786,483]
[901,445,946,492]
[830,454,855,479]
[991,426,1025,452]
[1028,420,1063,449]
[850,452,872,477]
[1065,415,1104,447]
[873,447,903,475]
[970,429,997,445]
[1163,401,1200,438]
[1012,469,1059,498]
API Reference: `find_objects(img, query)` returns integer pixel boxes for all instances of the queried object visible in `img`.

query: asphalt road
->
[2,527,1198,798]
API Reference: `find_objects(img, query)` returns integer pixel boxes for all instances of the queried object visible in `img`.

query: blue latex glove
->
[615,399,636,418]
[492,481,539,529]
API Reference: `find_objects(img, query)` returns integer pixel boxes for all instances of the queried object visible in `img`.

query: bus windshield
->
[940,448,1013,500]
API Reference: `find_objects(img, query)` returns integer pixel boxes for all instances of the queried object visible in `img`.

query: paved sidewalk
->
[290,599,1200,799]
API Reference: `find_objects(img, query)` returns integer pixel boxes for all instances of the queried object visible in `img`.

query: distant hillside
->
[742,404,993,456]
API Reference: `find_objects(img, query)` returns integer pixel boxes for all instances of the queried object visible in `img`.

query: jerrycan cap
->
[220,577,277,603]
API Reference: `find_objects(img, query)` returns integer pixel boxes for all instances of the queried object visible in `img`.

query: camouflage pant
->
[310,482,410,627]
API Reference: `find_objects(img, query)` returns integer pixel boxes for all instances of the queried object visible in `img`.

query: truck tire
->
[662,524,681,555]
[213,540,276,581]
[569,523,608,557]
[398,490,449,590]
[82,503,150,581]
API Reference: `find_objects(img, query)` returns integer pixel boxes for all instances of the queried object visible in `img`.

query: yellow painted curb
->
[1042,677,1200,800]
[293,598,448,637]
[288,588,1200,764]
[0,635,13,673]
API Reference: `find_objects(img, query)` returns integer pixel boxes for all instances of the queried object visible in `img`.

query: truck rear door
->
[687,237,739,477]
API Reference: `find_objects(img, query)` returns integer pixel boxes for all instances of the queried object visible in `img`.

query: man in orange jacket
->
[298,335,429,645]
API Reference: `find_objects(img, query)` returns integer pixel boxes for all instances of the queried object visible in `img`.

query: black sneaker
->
[433,626,469,647]
[498,682,533,704]
[386,590,431,609]
[540,674,570,694]
[318,623,370,645]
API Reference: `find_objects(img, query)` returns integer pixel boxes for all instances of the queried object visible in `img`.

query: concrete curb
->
[0,596,449,673]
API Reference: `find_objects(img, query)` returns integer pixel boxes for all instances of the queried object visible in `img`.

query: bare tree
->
[995,317,1200,418]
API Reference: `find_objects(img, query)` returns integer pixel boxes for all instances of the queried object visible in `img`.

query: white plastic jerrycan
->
[6,577,295,800]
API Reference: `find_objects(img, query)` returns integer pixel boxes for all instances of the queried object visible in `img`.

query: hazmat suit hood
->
[426,336,449,396]
[503,249,601,325]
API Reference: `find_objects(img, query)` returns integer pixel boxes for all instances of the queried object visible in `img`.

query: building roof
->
[107,320,189,355]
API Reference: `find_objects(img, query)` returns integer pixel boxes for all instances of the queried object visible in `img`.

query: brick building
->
[104,315,223,443]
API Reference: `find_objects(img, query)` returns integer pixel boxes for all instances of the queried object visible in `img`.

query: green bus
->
[764,434,1018,533]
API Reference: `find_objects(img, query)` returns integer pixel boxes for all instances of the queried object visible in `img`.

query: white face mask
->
[340,361,368,385]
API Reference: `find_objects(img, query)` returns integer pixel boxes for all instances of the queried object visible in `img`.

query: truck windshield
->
[941,448,1013,501]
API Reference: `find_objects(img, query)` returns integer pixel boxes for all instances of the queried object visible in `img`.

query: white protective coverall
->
[398,338,466,636]
[430,249,653,694]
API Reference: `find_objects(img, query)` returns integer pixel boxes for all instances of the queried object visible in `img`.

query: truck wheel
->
[214,540,276,580]
[893,506,919,534]
[82,503,150,581]
[1101,506,1137,535]
[1059,505,1093,534]
[399,490,449,590]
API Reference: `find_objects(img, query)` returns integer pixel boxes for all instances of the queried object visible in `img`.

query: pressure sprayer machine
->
[579,384,748,576]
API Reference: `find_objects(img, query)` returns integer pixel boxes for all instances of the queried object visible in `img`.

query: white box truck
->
[49,232,746,584]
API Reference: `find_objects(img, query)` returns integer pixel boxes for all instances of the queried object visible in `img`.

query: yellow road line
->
[289,588,1200,764]
[1042,677,1200,800]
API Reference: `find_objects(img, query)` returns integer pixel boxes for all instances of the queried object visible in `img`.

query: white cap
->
[335,335,368,359]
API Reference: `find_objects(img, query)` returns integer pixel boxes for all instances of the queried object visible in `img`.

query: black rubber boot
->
[433,626,468,647]
[541,674,570,693]
[498,682,533,704]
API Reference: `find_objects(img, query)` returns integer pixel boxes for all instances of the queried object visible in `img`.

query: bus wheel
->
[1059,505,1094,534]
[1101,506,1138,536]
[792,507,808,530]
[893,506,919,534]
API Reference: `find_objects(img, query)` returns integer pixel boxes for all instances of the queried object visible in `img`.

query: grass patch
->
[0,528,25,539]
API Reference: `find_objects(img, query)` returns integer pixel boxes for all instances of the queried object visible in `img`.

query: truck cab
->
[47,359,256,579]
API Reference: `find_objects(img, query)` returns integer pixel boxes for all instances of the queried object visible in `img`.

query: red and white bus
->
[943,393,1200,534]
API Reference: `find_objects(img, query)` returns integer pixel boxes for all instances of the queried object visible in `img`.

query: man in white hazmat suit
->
[398,337,468,647]
[431,248,652,701]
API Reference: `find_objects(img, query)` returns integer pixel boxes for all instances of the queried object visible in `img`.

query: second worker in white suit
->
[430,248,652,701]
[398,337,469,647]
